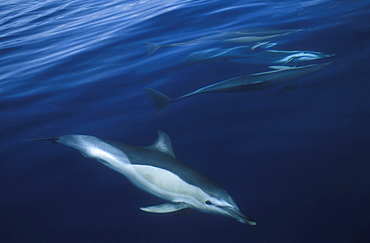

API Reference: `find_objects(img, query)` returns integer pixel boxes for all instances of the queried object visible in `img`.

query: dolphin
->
[176,47,333,68]
[146,62,333,113]
[174,43,276,68]
[230,49,335,65]
[146,28,304,55]
[34,132,256,225]
[178,46,254,66]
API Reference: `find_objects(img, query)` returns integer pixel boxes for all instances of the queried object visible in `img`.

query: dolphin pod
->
[34,132,256,225]
[35,28,335,226]
[146,62,333,113]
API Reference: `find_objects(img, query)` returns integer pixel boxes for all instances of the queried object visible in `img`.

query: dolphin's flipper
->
[140,202,188,213]
[145,88,173,116]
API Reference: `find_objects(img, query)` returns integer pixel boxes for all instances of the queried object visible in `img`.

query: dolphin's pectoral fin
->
[140,202,188,213]
[147,131,176,158]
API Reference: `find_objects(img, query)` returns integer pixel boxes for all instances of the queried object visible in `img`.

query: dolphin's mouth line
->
[219,206,256,226]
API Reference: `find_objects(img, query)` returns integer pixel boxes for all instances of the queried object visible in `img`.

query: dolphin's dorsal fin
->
[147,131,176,158]
[140,202,188,213]
[268,65,295,70]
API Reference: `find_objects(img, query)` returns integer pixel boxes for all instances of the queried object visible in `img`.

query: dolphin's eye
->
[205,200,213,205]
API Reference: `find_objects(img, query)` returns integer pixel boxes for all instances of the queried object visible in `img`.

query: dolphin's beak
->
[220,206,256,225]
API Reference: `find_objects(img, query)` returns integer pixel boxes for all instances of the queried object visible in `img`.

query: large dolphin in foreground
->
[34,132,256,225]
[146,62,333,113]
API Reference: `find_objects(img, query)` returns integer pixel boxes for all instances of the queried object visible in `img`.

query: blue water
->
[1,0,369,242]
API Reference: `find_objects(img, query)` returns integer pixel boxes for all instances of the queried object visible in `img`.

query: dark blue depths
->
[1,0,369,242]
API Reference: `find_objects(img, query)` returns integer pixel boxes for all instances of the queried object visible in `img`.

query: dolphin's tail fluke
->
[145,88,173,116]
[145,42,162,56]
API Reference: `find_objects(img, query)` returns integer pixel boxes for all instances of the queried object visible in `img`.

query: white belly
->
[124,164,208,204]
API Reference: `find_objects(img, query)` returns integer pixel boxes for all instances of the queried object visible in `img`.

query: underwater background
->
[1,0,369,242]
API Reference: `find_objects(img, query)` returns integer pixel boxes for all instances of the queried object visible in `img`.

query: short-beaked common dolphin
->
[174,43,275,68]
[146,62,333,112]
[34,132,256,225]
[146,28,303,55]
[231,49,335,65]
[176,47,333,68]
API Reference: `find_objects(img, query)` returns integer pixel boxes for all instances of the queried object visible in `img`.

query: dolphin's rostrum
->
[35,132,256,225]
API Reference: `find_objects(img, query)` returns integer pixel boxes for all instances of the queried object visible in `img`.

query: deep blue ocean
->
[1,0,369,242]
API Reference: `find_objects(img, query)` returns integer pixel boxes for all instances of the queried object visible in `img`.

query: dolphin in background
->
[33,132,256,225]
[146,28,304,55]
[146,62,333,113]
[230,49,335,65]
[176,47,333,68]
[174,43,276,68]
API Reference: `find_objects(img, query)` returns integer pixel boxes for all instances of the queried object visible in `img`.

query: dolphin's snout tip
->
[241,217,256,226]
[222,206,256,225]
[248,220,257,226]
[235,216,256,225]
